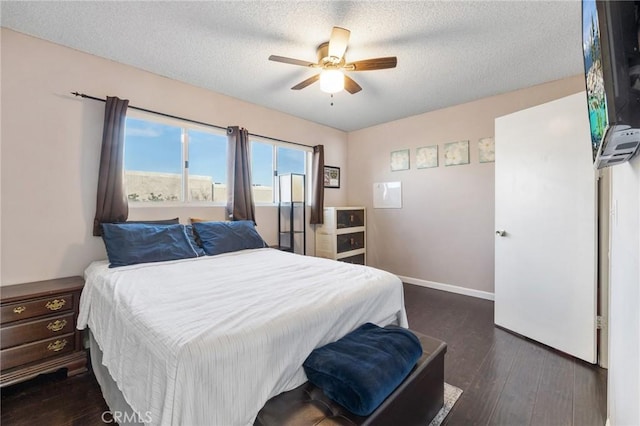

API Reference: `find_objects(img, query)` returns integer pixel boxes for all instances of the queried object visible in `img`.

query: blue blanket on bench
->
[303,323,422,416]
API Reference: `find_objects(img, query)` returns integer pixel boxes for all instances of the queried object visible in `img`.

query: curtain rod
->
[71,92,313,149]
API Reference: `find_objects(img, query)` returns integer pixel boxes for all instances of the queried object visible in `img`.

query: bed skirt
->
[89,330,145,426]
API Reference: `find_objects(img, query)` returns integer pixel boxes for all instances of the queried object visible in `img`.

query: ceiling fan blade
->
[345,57,398,71]
[328,27,350,60]
[344,75,362,94]
[269,55,316,67]
[291,74,320,90]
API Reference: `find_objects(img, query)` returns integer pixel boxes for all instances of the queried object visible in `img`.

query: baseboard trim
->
[398,275,495,301]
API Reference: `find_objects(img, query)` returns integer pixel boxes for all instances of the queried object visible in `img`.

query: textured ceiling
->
[1,1,584,132]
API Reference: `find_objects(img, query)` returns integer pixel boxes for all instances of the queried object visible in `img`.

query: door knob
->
[495,230,506,237]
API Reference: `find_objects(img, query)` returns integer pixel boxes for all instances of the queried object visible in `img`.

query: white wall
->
[608,153,640,425]
[0,29,348,285]
[346,76,585,295]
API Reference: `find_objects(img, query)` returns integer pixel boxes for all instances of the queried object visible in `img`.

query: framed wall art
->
[390,149,410,171]
[416,145,438,169]
[323,165,340,188]
[478,137,495,163]
[443,140,470,166]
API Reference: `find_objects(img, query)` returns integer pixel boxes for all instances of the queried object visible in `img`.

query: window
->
[277,146,306,175]
[124,114,227,204]
[187,129,227,202]
[124,113,309,205]
[250,138,309,204]
[251,141,274,203]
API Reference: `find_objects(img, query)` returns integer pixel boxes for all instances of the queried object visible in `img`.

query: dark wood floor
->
[403,285,607,426]
[1,284,607,425]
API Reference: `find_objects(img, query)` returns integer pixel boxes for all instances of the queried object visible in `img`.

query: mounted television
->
[582,0,640,169]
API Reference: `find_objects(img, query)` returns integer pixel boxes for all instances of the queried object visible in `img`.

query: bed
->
[78,247,407,426]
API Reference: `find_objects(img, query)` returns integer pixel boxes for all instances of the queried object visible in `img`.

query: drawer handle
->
[45,299,66,311]
[47,319,67,332]
[13,306,27,314]
[47,339,68,352]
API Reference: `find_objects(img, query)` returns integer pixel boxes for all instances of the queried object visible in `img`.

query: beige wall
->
[347,75,585,294]
[0,29,348,285]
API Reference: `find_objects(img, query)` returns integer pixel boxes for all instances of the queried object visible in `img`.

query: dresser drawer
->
[336,209,365,229]
[338,253,366,265]
[1,294,73,323]
[336,232,365,253]
[0,313,75,349]
[1,333,75,371]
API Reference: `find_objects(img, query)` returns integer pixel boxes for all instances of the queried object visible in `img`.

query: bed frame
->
[255,331,447,426]
[90,329,445,425]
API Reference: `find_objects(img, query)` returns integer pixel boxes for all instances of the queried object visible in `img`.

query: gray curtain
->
[93,96,129,236]
[310,145,325,225]
[226,126,256,223]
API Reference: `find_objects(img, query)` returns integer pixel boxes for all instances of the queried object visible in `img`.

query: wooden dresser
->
[0,276,87,387]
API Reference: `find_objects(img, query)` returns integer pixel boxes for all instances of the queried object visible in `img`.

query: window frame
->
[249,135,312,206]
[124,110,228,208]
[124,111,312,208]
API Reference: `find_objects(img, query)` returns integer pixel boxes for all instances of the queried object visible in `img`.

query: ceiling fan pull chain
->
[330,93,334,106]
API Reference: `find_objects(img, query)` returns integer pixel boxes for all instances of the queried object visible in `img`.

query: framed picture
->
[323,165,340,188]
[416,145,438,169]
[478,137,495,163]
[443,140,470,166]
[390,149,410,171]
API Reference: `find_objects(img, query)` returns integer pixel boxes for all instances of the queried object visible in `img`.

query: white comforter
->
[78,248,407,426]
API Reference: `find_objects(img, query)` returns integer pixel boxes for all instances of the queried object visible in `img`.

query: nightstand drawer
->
[1,333,75,371]
[1,294,73,323]
[0,313,75,349]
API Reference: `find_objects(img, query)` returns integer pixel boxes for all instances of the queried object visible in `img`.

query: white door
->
[494,92,597,363]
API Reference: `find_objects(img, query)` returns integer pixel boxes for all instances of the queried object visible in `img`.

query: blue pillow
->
[184,225,205,257]
[191,220,267,256]
[121,218,179,225]
[101,223,202,267]
[303,323,422,416]
[116,220,205,256]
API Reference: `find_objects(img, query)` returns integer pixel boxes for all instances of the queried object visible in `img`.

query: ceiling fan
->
[268,26,397,95]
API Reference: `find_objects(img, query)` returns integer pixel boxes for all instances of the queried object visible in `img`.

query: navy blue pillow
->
[303,323,422,416]
[116,219,204,256]
[184,225,205,257]
[101,223,202,267]
[191,220,267,256]
[121,218,179,225]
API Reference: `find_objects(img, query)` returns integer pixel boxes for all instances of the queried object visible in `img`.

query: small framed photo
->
[323,165,341,188]
[390,149,410,171]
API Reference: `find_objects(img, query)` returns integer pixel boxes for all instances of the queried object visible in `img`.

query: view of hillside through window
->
[124,116,307,204]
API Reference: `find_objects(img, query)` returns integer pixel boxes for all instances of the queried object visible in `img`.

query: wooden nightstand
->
[0,276,87,387]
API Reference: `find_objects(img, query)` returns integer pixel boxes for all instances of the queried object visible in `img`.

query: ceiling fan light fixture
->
[320,69,344,94]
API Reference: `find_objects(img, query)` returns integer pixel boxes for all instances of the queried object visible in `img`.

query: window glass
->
[188,129,227,202]
[124,115,308,206]
[251,141,275,203]
[124,117,183,202]
[277,146,306,175]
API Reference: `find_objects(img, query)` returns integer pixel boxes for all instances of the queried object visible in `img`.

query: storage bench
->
[255,331,446,426]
